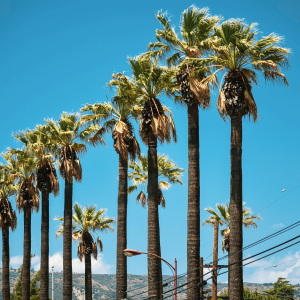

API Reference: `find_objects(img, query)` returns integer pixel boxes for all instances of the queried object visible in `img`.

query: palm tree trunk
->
[147,132,160,299]
[22,207,31,300]
[63,177,73,299]
[187,103,200,300]
[85,253,92,300]
[2,225,10,300]
[228,255,230,297]
[40,191,49,300]
[229,117,243,300]
[116,155,128,300]
[157,209,163,299]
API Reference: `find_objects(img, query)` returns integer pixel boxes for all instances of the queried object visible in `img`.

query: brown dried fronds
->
[36,159,59,197]
[189,77,211,108]
[139,98,177,146]
[158,187,165,208]
[217,89,228,121]
[16,176,39,213]
[0,198,17,230]
[136,191,146,208]
[97,237,103,253]
[78,241,84,262]
[112,120,141,161]
[221,227,230,254]
[92,241,98,260]
[59,146,82,182]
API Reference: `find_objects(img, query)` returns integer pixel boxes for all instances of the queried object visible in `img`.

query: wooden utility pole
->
[200,257,203,297]
[212,221,219,300]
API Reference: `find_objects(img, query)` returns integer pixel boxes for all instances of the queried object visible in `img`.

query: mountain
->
[1,269,299,299]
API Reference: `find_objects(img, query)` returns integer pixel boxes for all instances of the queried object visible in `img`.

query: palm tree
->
[56,203,115,300]
[2,149,39,300]
[190,19,290,299]
[45,112,103,299]
[111,56,177,298]
[128,154,185,208]
[14,125,59,300]
[203,201,262,295]
[145,7,220,297]
[0,168,18,300]
[80,84,141,300]
[203,202,262,253]
[128,154,184,294]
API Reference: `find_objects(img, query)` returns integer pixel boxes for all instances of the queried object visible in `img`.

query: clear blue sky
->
[1,0,299,285]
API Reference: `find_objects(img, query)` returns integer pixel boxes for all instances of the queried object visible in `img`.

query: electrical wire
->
[209,220,300,265]
[159,240,300,300]
[254,174,300,216]
[119,223,300,300]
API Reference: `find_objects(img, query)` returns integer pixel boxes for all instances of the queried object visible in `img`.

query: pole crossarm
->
[201,264,228,268]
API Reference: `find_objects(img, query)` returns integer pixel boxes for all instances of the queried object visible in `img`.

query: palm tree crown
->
[45,112,104,182]
[110,56,177,145]
[203,202,262,252]
[128,154,185,207]
[14,125,59,196]
[81,82,141,161]
[146,6,220,107]
[187,19,290,121]
[56,203,115,261]
[0,168,18,230]
[2,149,39,212]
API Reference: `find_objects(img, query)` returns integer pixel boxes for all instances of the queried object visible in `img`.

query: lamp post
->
[123,249,177,300]
[51,266,54,300]
[82,289,85,300]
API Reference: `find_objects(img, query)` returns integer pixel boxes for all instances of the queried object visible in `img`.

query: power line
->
[210,220,300,265]
[118,222,300,300]
[254,174,300,215]
[159,240,300,300]
[128,236,300,300]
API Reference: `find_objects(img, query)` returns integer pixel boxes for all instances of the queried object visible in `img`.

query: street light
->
[82,289,85,300]
[51,266,54,300]
[123,249,177,300]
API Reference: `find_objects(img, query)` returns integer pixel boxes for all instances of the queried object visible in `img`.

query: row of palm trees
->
[0,5,289,300]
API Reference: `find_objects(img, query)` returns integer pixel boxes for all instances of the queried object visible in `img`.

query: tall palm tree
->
[128,154,184,295]
[45,112,103,299]
[192,19,290,299]
[80,84,141,300]
[145,7,220,297]
[111,56,177,298]
[14,125,59,300]
[2,149,39,300]
[56,203,115,300]
[203,201,262,294]
[0,168,18,300]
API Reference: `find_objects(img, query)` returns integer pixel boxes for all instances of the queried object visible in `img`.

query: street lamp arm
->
[123,249,175,271]
[123,248,177,300]
[144,252,175,272]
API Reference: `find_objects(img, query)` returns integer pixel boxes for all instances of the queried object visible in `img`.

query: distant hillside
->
[1,269,299,299]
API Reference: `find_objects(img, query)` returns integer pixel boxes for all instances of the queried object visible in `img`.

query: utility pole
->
[212,221,219,300]
[200,257,203,298]
[52,266,54,300]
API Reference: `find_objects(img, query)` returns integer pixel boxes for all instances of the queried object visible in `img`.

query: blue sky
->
[0,0,300,285]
